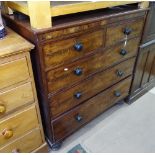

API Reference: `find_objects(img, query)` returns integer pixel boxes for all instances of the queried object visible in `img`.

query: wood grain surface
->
[106,18,144,46]
[0,82,34,118]
[0,28,34,57]
[0,57,30,90]
[47,38,139,94]
[43,30,105,69]
[0,105,39,147]
[0,128,42,153]
[2,7,147,147]
[50,58,135,117]
[53,76,132,141]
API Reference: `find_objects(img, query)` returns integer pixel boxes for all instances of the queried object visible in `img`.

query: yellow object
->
[0,105,6,114]
[4,1,149,29]
[2,129,13,139]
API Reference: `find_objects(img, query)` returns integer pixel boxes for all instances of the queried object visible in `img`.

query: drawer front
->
[39,10,145,42]
[47,38,139,94]
[53,76,132,141]
[0,105,39,147]
[0,58,30,90]
[0,82,34,118]
[43,30,105,69]
[39,21,106,41]
[106,18,144,46]
[50,58,135,117]
[0,128,42,153]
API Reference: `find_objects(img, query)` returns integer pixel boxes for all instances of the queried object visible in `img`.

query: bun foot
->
[51,142,62,151]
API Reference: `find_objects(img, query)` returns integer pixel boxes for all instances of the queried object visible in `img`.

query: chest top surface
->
[0,28,34,57]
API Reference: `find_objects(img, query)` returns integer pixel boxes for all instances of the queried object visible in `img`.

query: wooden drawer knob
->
[74,42,83,51]
[116,70,124,77]
[74,68,83,76]
[74,92,82,99]
[114,90,121,97]
[120,49,127,56]
[123,27,132,35]
[75,114,83,122]
[2,129,13,139]
[0,104,6,114]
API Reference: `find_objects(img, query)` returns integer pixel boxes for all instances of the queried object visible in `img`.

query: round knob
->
[0,104,6,114]
[2,129,13,139]
[116,70,124,77]
[74,68,83,76]
[123,27,132,35]
[114,90,121,97]
[12,149,20,153]
[120,49,127,56]
[74,92,82,99]
[75,114,83,122]
[74,42,83,51]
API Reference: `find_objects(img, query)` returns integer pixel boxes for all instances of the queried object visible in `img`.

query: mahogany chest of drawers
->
[3,5,148,150]
[0,28,47,152]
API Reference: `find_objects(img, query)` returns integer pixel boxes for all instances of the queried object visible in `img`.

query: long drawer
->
[0,105,39,147]
[43,30,105,69]
[0,57,30,90]
[106,17,144,46]
[47,38,139,94]
[0,128,42,153]
[50,58,135,117]
[53,76,132,141]
[0,82,34,118]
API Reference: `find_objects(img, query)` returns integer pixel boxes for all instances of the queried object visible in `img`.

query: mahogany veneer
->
[3,5,148,149]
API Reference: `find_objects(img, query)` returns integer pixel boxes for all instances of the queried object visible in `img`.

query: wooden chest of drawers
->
[127,2,155,103]
[0,28,47,153]
[128,41,155,103]
[3,5,148,150]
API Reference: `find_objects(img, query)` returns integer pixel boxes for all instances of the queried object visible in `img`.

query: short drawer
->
[0,58,30,90]
[47,37,139,94]
[0,105,39,147]
[106,18,144,46]
[53,76,132,141]
[50,58,135,117]
[43,30,105,69]
[0,82,35,118]
[0,128,42,153]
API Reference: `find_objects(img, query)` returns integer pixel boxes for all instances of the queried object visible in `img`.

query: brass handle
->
[12,148,20,153]
[2,129,13,139]
[0,104,6,114]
